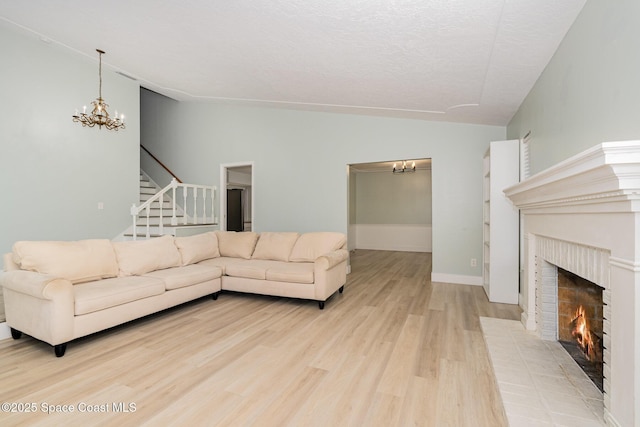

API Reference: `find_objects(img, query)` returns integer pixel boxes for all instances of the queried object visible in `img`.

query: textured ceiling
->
[0,0,585,125]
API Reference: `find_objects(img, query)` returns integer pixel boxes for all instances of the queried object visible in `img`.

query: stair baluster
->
[159,192,164,235]
[130,177,217,240]
[196,187,200,224]
[182,186,188,225]
[145,204,151,239]
[171,184,177,226]
[201,187,207,224]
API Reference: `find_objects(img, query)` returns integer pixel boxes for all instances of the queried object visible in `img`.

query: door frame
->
[220,161,255,231]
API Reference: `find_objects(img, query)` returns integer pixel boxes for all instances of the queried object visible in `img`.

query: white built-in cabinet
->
[482,140,520,304]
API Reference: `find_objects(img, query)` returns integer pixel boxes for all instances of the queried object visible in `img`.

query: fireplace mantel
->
[504,141,640,427]
[505,141,640,214]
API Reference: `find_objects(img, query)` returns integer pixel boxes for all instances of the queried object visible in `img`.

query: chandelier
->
[72,49,125,131]
[392,160,416,174]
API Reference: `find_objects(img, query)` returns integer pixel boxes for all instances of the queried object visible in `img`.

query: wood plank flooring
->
[0,250,521,426]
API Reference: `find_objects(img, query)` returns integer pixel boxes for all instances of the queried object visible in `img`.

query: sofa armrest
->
[0,270,75,345]
[1,270,73,300]
[314,249,349,271]
[314,249,348,301]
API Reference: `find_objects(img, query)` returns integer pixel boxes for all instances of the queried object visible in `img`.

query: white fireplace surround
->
[505,141,640,427]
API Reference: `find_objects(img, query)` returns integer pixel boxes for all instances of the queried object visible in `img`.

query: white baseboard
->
[431,272,483,286]
[0,322,10,340]
[604,410,621,427]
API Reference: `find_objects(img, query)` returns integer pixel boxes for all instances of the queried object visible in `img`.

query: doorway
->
[227,189,244,231]
[347,158,432,252]
[220,162,254,231]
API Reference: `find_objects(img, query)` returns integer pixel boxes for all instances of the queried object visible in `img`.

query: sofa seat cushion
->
[265,262,314,284]
[143,264,222,290]
[197,257,245,275]
[74,276,165,316]
[225,260,277,280]
[225,260,314,284]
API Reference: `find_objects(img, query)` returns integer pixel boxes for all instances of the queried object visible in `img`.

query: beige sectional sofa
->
[0,231,348,357]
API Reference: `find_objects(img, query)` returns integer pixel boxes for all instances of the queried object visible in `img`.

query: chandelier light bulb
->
[392,160,417,174]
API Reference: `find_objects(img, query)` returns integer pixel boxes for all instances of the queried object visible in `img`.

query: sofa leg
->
[318,301,325,310]
[10,328,22,340]
[212,292,219,300]
[54,343,67,358]
[339,285,344,293]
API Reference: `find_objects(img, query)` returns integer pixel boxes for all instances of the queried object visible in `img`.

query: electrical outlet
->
[470,258,477,267]
[98,202,104,210]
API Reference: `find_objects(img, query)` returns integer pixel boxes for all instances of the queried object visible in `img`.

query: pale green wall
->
[140,88,181,188]
[0,21,140,255]
[354,169,432,224]
[508,0,640,173]
[141,91,505,278]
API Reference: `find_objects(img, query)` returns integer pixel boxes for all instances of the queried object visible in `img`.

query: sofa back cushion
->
[12,239,119,284]
[251,232,300,262]
[289,232,347,262]
[174,232,220,266]
[112,235,181,276]
[215,231,259,259]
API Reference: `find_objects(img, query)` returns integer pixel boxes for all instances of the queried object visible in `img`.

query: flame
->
[571,305,596,362]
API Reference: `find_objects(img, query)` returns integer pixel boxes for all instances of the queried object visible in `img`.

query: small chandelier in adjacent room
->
[392,160,416,174]
[72,49,125,131]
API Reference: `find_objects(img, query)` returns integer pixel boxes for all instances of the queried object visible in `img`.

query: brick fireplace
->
[505,141,640,427]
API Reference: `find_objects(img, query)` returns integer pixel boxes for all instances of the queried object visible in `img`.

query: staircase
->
[124,172,217,240]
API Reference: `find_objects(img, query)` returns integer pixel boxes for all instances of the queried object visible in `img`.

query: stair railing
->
[131,178,216,240]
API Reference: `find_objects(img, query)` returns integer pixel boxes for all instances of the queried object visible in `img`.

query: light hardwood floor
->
[0,250,520,426]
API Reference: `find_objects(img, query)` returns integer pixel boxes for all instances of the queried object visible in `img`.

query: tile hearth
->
[480,317,603,427]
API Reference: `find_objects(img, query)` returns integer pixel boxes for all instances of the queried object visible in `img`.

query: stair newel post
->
[193,186,198,224]
[171,179,178,226]
[183,185,188,225]
[145,205,151,239]
[131,204,138,241]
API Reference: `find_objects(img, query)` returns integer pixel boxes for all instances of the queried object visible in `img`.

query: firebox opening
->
[557,268,604,392]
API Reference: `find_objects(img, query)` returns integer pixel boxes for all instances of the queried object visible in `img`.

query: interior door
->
[226,189,244,232]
